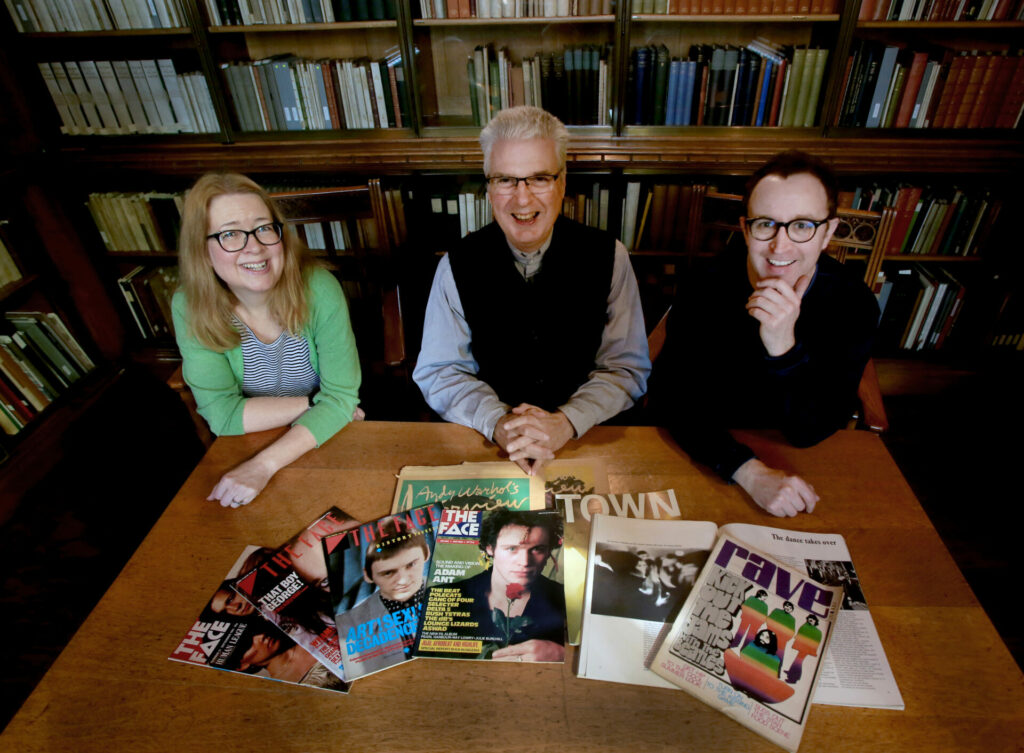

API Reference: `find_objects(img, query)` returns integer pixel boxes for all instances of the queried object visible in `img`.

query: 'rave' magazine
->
[650,532,842,753]
[232,507,358,683]
[413,506,566,662]
[168,545,347,693]
[322,504,442,680]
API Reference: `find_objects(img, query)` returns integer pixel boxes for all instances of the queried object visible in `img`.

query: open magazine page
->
[414,507,566,663]
[168,545,348,693]
[719,523,904,710]
[232,507,358,683]
[557,489,689,646]
[650,533,842,753]
[322,504,441,680]
[577,515,717,687]
[391,462,546,513]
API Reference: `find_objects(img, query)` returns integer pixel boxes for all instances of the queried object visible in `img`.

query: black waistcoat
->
[447,217,615,411]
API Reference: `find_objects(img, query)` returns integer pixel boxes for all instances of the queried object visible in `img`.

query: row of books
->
[38,59,217,136]
[204,0,396,24]
[117,265,177,340]
[222,53,410,132]
[4,0,183,32]
[86,192,184,253]
[875,265,967,352]
[622,181,702,250]
[634,0,838,12]
[858,0,1024,21]
[840,184,1000,257]
[836,43,1024,129]
[0,233,24,289]
[629,43,829,127]
[421,181,617,242]
[0,311,96,436]
[468,45,610,127]
[419,178,710,251]
[419,0,613,18]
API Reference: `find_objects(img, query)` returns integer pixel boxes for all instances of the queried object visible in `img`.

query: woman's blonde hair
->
[178,172,311,350]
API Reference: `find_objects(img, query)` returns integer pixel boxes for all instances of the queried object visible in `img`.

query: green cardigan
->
[171,267,361,446]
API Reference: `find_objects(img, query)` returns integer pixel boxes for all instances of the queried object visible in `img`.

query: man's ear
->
[821,216,840,247]
[363,571,374,585]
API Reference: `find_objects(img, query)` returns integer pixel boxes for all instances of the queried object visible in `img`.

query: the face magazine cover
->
[650,533,842,752]
[232,507,358,683]
[414,507,566,663]
[322,504,441,680]
[168,545,347,693]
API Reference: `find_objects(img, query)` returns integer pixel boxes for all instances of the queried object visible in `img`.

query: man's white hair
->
[480,106,569,175]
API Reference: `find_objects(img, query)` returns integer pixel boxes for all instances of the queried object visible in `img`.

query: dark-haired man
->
[450,509,565,662]
[340,531,430,676]
[652,151,879,517]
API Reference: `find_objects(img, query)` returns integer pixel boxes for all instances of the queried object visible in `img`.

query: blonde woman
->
[172,173,361,508]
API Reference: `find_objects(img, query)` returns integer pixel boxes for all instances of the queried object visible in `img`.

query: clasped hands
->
[493,403,574,476]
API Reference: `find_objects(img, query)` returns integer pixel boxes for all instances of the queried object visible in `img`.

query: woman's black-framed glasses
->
[746,217,831,243]
[207,222,283,252]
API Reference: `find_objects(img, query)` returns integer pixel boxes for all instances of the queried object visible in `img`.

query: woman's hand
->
[207,425,318,509]
[208,456,277,508]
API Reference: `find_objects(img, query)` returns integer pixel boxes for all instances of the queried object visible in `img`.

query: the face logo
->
[742,172,838,290]
[365,546,427,602]
[487,138,565,255]
[206,192,285,300]
[487,524,552,590]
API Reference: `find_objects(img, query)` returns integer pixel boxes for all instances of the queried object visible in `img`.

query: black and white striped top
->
[237,319,320,398]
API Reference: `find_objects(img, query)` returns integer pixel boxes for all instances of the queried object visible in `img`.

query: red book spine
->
[895,52,928,127]
[995,56,1024,129]
[931,54,965,128]
[952,54,984,128]
[967,54,1001,128]
[769,58,787,125]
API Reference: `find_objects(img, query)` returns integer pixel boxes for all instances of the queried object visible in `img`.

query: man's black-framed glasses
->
[486,173,561,195]
[207,222,283,252]
[746,217,831,243]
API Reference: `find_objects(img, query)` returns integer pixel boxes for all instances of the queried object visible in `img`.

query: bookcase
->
[0,0,1021,440]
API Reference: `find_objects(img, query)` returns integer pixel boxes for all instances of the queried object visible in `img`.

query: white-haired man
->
[413,106,650,475]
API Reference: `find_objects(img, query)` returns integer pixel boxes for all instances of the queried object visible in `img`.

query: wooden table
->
[3,423,1021,752]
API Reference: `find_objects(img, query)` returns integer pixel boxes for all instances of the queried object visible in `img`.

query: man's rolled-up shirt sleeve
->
[412,254,510,440]
[559,241,652,437]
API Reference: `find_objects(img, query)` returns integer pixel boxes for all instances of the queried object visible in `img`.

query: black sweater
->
[650,251,880,480]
